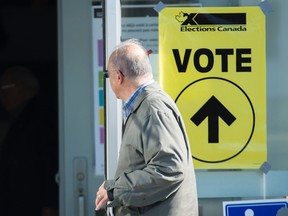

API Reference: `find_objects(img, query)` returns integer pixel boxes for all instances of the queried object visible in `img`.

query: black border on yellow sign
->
[175,77,255,163]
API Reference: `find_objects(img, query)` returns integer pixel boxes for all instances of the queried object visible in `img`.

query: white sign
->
[223,199,288,216]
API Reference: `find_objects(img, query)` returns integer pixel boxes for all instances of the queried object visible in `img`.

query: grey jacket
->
[105,83,198,216]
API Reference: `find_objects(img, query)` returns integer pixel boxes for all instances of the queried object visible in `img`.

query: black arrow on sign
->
[191,96,236,143]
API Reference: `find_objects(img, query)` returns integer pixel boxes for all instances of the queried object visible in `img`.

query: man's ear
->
[117,70,124,83]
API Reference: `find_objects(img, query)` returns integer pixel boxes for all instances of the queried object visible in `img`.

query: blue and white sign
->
[223,199,288,216]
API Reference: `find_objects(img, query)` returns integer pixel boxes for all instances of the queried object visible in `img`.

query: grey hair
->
[110,38,153,84]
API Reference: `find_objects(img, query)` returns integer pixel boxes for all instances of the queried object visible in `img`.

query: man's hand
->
[95,182,109,211]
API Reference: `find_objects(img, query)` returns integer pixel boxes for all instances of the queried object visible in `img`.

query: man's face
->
[107,61,121,99]
[0,72,30,112]
[0,73,19,111]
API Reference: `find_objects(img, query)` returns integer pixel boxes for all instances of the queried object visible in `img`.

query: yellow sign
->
[159,7,266,169]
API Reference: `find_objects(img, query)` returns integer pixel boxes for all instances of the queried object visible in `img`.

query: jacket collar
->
[132,82,161,114]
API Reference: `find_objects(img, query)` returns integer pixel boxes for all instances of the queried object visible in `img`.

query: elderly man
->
[95,39,198,216]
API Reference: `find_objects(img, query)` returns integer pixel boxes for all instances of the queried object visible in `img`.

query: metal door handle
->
[78,195,85,216]
[74,158,87,216]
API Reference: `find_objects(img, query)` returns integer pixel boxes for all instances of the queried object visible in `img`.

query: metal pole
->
[104,0,122,180]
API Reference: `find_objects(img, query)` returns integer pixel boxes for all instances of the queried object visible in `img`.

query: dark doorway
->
[0,1,58,216]
[0,0,58,102]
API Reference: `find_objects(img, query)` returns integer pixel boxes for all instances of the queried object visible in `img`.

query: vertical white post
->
[104,0,122,180]
[262,173,267,199]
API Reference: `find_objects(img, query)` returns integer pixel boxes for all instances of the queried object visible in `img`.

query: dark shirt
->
[0,96,58,216]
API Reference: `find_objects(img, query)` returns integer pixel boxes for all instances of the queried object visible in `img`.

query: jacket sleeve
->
[105,107,189,208]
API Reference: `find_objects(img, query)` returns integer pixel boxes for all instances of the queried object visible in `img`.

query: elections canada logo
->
[175,11,247,32]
